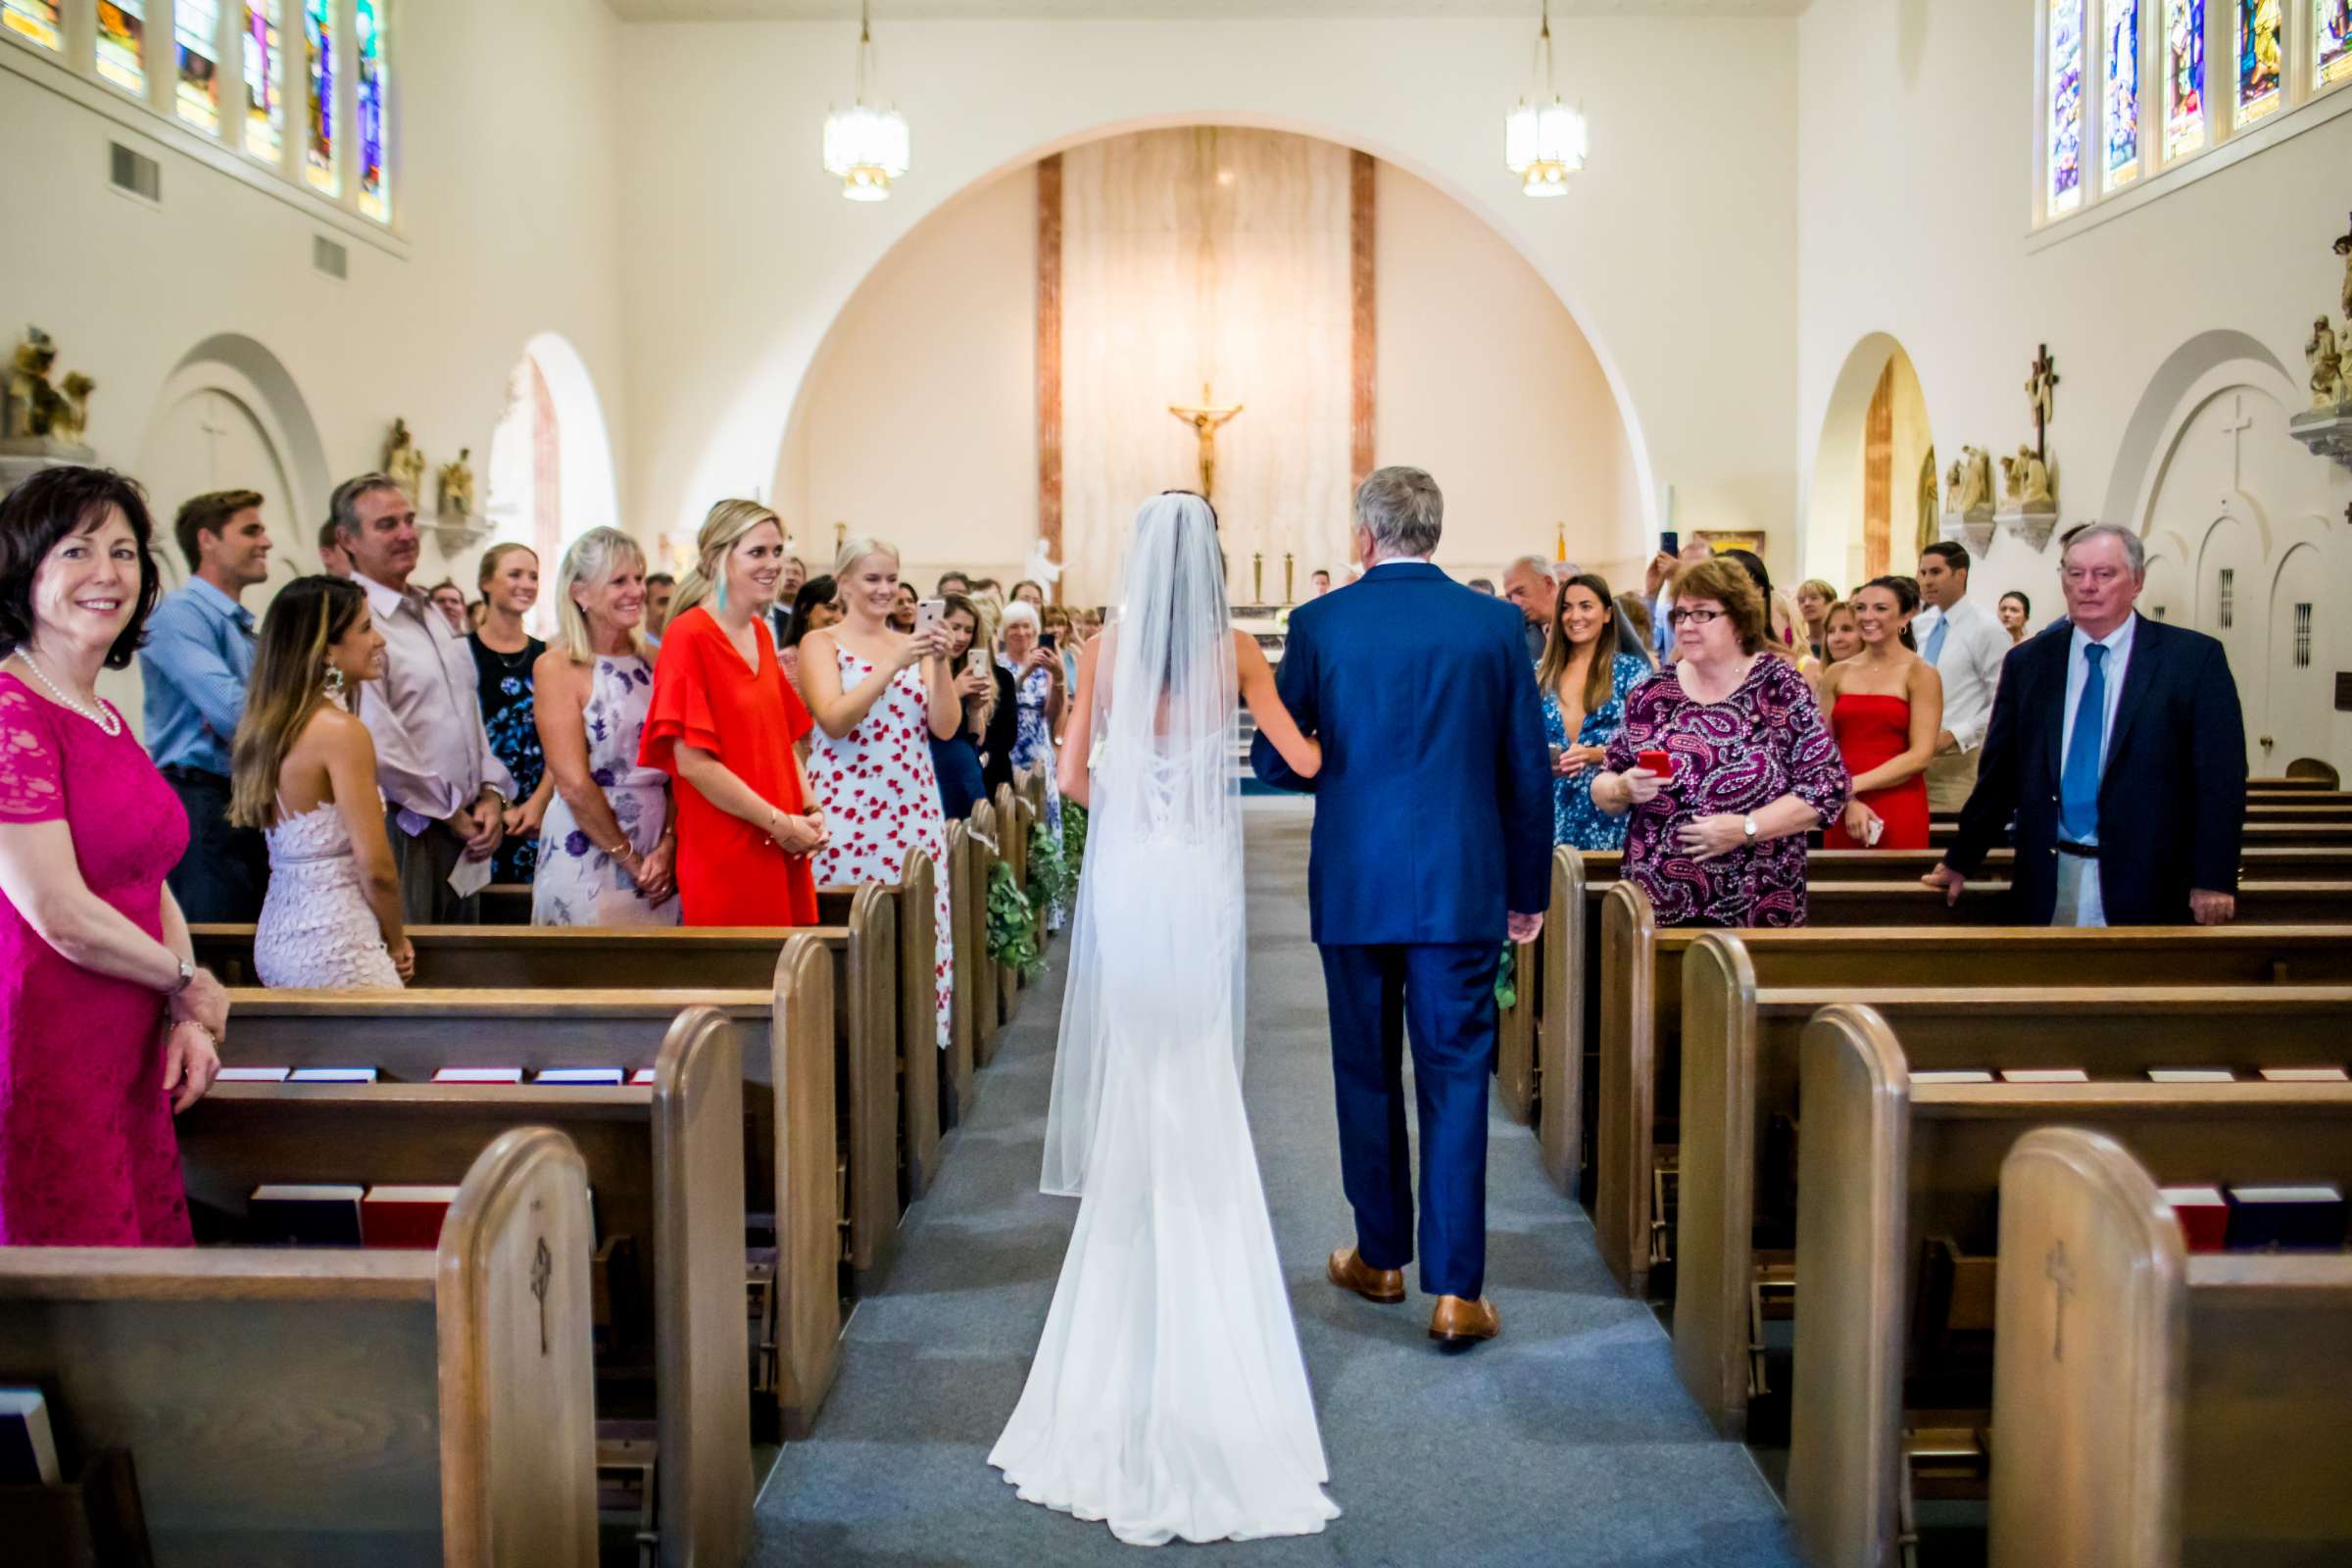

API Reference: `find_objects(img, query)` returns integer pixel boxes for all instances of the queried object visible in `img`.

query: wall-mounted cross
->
[2222,394,2256,490]
[2044,1239,2076,1363]
[196,393,235,484]
[2028,344,2060,462]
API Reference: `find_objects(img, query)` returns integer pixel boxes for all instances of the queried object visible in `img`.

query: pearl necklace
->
[15,651,122,737]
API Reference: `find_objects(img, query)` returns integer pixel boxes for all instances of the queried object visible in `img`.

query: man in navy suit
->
[1926,522,2245,926]
[1252,466,1553,1346]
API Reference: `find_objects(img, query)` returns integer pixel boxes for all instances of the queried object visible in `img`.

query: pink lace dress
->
[0,674,194,1246]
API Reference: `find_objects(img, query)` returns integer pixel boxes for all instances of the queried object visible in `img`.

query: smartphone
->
[1660,530,1681,558]
[1041,631,1058,653]
[915,598,946,634]
[1637,748,1676,780]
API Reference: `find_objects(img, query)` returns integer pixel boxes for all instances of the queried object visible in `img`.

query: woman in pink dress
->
[799,537,958,1050]
[0,468,229,1246]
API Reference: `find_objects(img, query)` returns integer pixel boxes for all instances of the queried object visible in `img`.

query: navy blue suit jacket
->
[1942,613,2246,925]
[1251,563,1554,946]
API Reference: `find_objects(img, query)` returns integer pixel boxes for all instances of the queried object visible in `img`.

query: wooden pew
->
[1989,1128,2352,1566]
[1785,1003,2352,1568]
[1496,925,1541,1125]
[994,780,1031,1019]
[943,819,976,1122]
[0,1125,598,1568]
[1672,954,2352,1440]
[178,1005,755,1563]
[967,798,1004,1061]
[820,857,942,1200]
[1588,878,2352,1298]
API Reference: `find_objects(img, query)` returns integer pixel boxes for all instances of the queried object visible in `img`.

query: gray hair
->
[1504,555,1552,581]
[1353,466,1444,560]
[329,472,408,542]
[1000,600,1041,632]
[2060,521,2146,575]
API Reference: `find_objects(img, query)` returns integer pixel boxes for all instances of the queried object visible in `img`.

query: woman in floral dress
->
[1536,571,1652,852]
[800,538,957,1049]
[467,543,550,885]
[998,601,1068,930]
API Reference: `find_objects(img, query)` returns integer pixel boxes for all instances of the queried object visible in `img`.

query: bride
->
[988,491,1337,1545]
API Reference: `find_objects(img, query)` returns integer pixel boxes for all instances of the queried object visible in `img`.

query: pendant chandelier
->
[1504,1,1587,198]
[821,3,909,203]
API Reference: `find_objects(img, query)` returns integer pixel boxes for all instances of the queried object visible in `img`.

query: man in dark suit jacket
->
[1928,523,2245,926]
[1252,466,1553,1346]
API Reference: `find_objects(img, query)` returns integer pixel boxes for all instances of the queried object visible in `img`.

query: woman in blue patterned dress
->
[998,601,1068,930]
[1537,571,1652,851]
[466,544,549,885]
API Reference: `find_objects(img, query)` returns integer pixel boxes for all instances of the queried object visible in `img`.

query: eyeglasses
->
[1667,607,1725,627]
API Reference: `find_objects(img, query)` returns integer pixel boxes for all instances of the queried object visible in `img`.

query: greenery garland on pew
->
[1494,942,1517,1010]
[987,860,1044,982]
[1027,819,1075,915]
[1061,801,1087,875]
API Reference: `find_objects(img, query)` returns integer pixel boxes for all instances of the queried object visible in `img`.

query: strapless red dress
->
[1823,693,1930,850]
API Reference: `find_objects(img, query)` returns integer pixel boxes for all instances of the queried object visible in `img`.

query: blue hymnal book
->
[0,1388,61,1484]
[536,1067,624,1086]
[248,1183,367,1246]
[2224,1184,2348,1252]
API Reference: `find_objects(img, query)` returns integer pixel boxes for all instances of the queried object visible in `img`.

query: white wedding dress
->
[988,493,1339,1546]
[254,801,403,990]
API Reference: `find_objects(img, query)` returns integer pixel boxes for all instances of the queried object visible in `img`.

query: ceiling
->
[607,1,1808,21]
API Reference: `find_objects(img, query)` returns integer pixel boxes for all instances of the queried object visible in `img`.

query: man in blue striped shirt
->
[140,490,273,921]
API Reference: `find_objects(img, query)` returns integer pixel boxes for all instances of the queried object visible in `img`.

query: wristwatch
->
[168,956,195,995]
[1742,815,1760,841]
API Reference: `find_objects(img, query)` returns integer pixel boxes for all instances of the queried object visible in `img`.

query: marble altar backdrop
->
[1059,128,1355,605]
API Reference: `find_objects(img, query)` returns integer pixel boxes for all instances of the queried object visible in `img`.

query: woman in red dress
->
[1818,574,1940,851]
[640,500,826,925]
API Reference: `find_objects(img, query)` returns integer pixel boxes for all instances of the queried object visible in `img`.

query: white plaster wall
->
[619,16,1798,570]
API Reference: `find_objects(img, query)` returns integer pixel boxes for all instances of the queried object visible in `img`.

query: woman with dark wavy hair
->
[0,466,228,1244]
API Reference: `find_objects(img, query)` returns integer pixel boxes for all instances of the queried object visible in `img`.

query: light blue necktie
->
[1921,613,1949,665]
[2059,643,2108,845]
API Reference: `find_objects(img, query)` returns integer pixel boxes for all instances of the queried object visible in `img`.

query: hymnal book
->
[2258,1066,2349,1083]
[361,1185,461,1250]
[2148,1067,2235,1084]
[432,1067,524,1084]
[536,1067,624,1086]
[630,1068,657,1086]
[1912,1069,1994,1085]
[2159,1186,2230,1252]
[248,1183,366,1246]
[217,1065,292,1082]
[289,1066,378,1084]
[0,1388,60,1485]
[2225,1184,2348,1251]
[1999,1068,2089,1084]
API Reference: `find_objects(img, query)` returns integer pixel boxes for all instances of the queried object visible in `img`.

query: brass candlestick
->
[1284,552,1295,605]
[1252,551,1264,605]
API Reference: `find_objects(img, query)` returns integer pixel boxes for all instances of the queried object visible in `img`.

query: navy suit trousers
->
[1318,941,1497,1300]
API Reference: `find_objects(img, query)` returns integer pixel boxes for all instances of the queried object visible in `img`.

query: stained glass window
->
[2319,0,2352,89]
[2236,0,2283,122]
[2165,0,2207,159]
[303,0,335,195]
[356,0,387,221]
[244,1,283,162]
[1,1,62,52]
[96,1,146,96]
[176,0,221,133]
[2050,0,2087,214]
[2105,0,2142,186]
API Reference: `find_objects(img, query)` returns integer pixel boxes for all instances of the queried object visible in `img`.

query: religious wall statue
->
[384,416,428,501]
[2309,317,2348,411]
[436,447,476,519]
[1944,445,1996,519]
[2000,444,2057,515]
[4,326,96,449]
[2338,214,2352,322]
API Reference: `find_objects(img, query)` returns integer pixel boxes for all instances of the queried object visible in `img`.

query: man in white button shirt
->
[330,474,515,924]
[1911,541,2009,811]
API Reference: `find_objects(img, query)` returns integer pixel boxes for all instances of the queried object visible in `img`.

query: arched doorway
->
[1805,335,1936,592]
[483,332,619,633]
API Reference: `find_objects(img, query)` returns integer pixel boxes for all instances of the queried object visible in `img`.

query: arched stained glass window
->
[245,0,284,162]
[2237,0,2284,122]
[96,1,146,96]
[357,0,387,221]
[2105,0,2143,185]
[1,1,62,52]
[2318,0,2352,88]
[176,0,222,133]
[2165,0,2207,159]
[303,0,335,195]
[2050,0,2088,214]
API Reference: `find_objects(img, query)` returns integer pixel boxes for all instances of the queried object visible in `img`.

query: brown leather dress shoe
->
[1327,1247,1405,1304]
[1428,1295,1500,1347]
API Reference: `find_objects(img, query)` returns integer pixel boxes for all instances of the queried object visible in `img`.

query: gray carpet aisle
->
[753,799,1797,1565]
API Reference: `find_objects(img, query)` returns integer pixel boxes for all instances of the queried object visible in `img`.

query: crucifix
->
[1168,381,1245,502]
[197,393,234,484]
[530,1236,554,1354]
[2043,1239,2075,1363]
[2222,394,2256,489]
[2026,344,2060,462]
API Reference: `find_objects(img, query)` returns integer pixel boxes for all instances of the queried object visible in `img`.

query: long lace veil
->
[1037,492,1244,1196]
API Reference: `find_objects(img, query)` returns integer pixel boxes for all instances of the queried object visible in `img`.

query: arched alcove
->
[482,331,619,630]
[1805,335,1935,590]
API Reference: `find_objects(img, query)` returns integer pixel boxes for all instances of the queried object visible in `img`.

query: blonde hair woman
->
[530,528,679,926]
[466,542,552,884]
[638,499,827,925]
[800,536,957,1049]
[230,575,411,987]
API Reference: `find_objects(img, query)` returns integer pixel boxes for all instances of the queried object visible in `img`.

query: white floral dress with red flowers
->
[808,646,954,1049]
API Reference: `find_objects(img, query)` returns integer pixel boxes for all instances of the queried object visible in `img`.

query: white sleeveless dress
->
[254,803,404,989]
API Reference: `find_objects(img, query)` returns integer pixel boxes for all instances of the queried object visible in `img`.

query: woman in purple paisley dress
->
[1592,555,1848,927]
[531,528,680,928]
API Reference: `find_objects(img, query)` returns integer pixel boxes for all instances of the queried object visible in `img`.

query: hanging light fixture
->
[822,3,909,203]
[1504,1,1587,197]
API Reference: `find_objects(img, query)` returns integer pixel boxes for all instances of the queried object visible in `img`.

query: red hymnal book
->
[361,1185,461,1250]
[2160,1186,2229,1252]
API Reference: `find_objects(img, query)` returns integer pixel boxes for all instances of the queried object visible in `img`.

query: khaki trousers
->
[1926,748,1981,813]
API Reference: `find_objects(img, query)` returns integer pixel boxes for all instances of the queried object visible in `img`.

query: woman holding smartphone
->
[930,595,992,820]
[999,600,1068,929]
